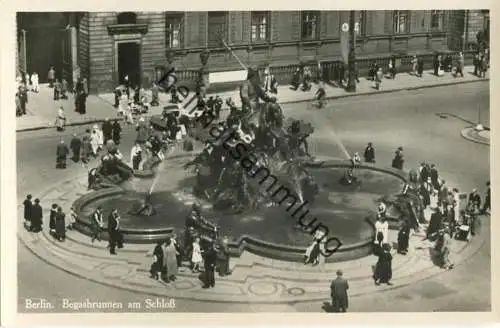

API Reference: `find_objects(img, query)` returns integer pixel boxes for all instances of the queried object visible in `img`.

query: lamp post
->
[346,11,357,92]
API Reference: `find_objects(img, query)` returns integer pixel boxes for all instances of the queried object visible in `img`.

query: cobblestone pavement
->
[16,83,490,312]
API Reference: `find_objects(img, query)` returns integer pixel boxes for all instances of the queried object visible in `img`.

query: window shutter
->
[272,11,280,41]
[365,11,373,35]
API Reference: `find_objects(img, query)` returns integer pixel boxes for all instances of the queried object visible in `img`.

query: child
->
[191,237,203,273]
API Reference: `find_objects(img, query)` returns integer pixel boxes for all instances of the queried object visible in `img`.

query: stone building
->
[16,10,489,93]
[447,10,489,51]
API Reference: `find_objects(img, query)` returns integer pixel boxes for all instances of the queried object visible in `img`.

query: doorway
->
[117,42,141,87]
[26,26,63,82]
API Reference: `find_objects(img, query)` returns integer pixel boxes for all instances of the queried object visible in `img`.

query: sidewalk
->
[17,66,488,132]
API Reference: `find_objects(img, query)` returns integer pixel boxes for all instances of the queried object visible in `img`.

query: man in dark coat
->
[31,198,43,232]
[56,140,69,169]
[70,133,82,162]
[468,189,481,209]
[102,118,114,145]
[397,220,410,255]
[430,164,439,190]
[426,207,442,239]
[391,147,404,170]
[112,120,122,145]
[416,57,424,77]
[330,269,349,312]
[23,194,33,228]
[364,142,375,163]
[217,236,231,276]
[108,208,123,255]
[203,243,217,288]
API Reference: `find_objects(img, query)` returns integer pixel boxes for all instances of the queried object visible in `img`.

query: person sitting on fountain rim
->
[350,152,361,170]
[364,142,375,163]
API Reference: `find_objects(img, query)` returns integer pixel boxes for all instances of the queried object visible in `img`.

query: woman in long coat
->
[374,243,393,285]
[150,241,164,281]
[49,203,58,232]
[163,238,178,282]
[54,206,66,241]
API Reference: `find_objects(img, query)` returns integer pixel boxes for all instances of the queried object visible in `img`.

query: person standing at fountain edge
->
[30,198,43,233]
[163,238,178,282]
[330,269,349,312]
[363,142,375,163]
[203,243,218,288]
[70,133,82,163]
[102,118,113,145]
[90,206,104,243]
[23,194,33,230]
[108,208,124,255]
[392,146,404,170]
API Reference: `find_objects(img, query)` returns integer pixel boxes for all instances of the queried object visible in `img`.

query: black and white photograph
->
[1,3,497,323]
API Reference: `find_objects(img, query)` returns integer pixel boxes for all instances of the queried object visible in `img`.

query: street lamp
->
[346,11,357,92]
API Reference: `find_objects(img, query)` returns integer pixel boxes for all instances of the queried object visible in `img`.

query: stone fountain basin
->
[73,158,406,263]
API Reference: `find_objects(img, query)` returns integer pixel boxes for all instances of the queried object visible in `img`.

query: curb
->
[17,78,489,133]
[460,127,490,146]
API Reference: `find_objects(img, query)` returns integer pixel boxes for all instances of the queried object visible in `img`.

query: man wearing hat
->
[426,206,442,239]
[70,133,82,163]
[330,269,349,312]
[31,198,43,232]
[468,189,481,209]
[391,146,404,170]
[102,118,113,145]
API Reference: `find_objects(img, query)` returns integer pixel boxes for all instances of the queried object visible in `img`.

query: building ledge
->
[107,23,148,36]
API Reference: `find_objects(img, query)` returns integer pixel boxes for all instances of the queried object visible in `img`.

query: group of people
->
[90,206,124,255]
[148,204,231,288]
[54,119,123,170]
[23,194,77,242]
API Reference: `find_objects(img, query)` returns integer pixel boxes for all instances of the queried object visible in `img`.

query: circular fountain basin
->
[74,156,406,262]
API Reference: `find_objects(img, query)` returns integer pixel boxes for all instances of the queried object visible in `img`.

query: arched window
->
[117,12,137,24]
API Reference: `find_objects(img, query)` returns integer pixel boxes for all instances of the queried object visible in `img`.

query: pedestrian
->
[482,181,490,215]
[108,208,123,255]
[55,206,66,242]
[388,56,397,79]
[31,198,43,233]
[468,189,481,209]
[171,233,182,268]
[391,146,404,170]
[151,82,159,106]
[49,203,58,234]
[411,55,418,76]
[417,57,424,77]
[330,269,349,312]
[397,220,410,255]
[55,106,66,132]
[130,142,143,170]
[90,129,100,157]
[304,238,321,265]
[437,227,454,269]
[70,133,82,162]
[150,241,165,281]
[56,140,69,169]
[374,214,389,245]
[430,164,439,190]
[374,243,393,285]
[427,207,442,239]
[163,238,178,282]
[217,236,231,276]
[480,54,488,78]
[191,236,202,273]
[112,120,122,145]
[203,243,217,288]
[102,118,113,145]
[15,92,22,117]
[53,79,61,100]
[374,67,383,90]
[18,83,28,115]
[214,95,223,119]
[48,66,55,88]
[90,206,104,242]
[363,142,375,163]
[30,72,39,93]
[368,61,378,80]
[61,78,69,99]
[473,53,480,76]
[455,52,465,78]
[67,206,77,230]
[81,129,92,165]
[23,194,33,229]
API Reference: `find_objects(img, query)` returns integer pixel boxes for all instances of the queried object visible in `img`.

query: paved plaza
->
[17,81,490,312]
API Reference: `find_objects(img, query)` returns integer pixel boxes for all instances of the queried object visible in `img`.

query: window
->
[251,11,270,42]
[357,11,366,35]
[207,11,228,48]
[166,13,183,49]
[301,11,319,40]
[393,10,409,34]
[117,12,137,24]
[430,10,445,30]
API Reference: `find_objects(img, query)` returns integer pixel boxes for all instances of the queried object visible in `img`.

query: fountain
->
[73,68,408,263]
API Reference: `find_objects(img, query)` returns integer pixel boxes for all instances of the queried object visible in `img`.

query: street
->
[17,82,490,312]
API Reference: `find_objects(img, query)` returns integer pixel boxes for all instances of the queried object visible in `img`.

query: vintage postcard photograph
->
[1,0,498,325]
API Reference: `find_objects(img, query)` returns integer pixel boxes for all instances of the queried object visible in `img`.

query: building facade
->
[17,10,489,93]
